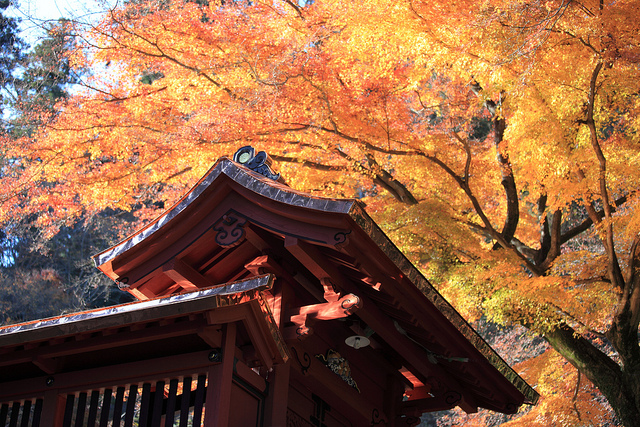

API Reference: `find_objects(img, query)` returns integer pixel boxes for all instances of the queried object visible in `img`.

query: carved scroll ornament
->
[213,212,247,247]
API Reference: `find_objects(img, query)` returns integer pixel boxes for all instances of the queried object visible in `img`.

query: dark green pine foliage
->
[0,0,26,124]
[9,19,80,137]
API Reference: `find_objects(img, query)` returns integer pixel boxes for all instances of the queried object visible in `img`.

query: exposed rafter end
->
[163,257,214,292]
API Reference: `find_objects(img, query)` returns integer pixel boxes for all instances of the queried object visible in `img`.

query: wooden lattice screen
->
[1,374,208,427]
[0,398,43,427]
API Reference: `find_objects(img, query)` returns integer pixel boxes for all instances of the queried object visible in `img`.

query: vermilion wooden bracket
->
[244,255,362,339]
[289,278,361,339]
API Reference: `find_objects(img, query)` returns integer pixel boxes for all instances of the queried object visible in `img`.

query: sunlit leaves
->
[2,0,640,422]
[506,349,619,426]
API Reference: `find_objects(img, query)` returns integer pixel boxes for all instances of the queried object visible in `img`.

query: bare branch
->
[581,60,625,290]
[282,0,305,20]
[269,154,349,172]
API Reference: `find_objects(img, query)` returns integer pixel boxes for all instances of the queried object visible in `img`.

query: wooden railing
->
[1,398,43,426]
[1,373,209,427]
[1,321,271,427]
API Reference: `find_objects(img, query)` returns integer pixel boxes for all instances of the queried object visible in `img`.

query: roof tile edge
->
[93,157,355,268]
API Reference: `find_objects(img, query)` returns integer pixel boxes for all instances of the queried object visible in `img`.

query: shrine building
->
[0,147,538,426]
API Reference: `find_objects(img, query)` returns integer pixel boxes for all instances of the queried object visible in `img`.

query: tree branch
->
[560,195,628,244]
[105,11,239,100]
[536,194,551,264]
[492,101,520,247]
[625,234,640,331]
[451,131,471,183]
[540,209,562,270]
[582,59,625,290]
[364,152,418,205]
[544,323,626,413]
[269,154,349,172]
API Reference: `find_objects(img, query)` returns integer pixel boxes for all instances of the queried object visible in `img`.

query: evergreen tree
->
[8,19,80,137]
[0,0,26,125]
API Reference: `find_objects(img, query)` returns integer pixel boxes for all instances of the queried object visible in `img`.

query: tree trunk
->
[493,116,519,245]
[545,323,640,426]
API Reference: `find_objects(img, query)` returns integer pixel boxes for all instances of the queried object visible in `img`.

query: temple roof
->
[0,275,287,390]
[0,275,275,346]
[93,156,355,281]
[90,155,538,413]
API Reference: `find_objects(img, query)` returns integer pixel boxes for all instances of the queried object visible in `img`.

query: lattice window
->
[60,374,207,427]
[0,398,43,427]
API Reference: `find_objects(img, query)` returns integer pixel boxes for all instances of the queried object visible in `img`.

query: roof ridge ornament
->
[233,146,282,182]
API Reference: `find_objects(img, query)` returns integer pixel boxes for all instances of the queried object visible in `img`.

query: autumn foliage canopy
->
[2,0,640,424]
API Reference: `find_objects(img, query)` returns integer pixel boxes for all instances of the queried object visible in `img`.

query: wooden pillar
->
[264,361,291,426]
[39,389,66,427]
[204,322,236,427]
[385,373,405,427]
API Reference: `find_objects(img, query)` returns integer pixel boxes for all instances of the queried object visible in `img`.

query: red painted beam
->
[39,389,65,427]
[163,258,213,291]
[264,361,291,426]
[343,239,528,407]
[0,318,208,373]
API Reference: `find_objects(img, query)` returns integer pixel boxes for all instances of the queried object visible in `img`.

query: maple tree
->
[2,0,640,424]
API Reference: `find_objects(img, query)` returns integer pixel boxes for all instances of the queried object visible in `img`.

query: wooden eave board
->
[0,275,270,346]
[0,275,287,386]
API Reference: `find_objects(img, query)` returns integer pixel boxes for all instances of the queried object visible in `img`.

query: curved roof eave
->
[93,157,356,270]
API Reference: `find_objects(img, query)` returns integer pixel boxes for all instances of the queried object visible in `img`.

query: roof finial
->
[233,146,281,182]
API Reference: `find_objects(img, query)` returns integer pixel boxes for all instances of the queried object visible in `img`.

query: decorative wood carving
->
[286,408,314,427]
[333,230,351,247]
[316,349,360,393]
[288,279,361,339]
[371,408,388,425]
[213,212,247,247]
[291,347,311,376]
[395,415,421,426]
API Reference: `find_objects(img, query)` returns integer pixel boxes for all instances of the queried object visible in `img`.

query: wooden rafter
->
[284,236,478,413]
